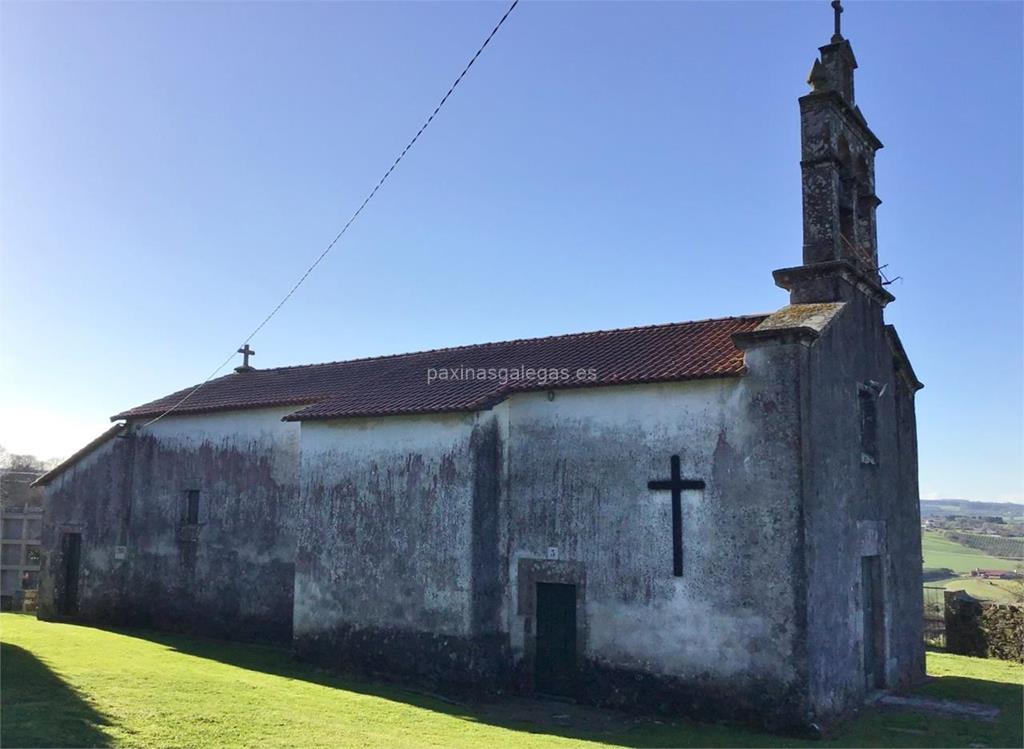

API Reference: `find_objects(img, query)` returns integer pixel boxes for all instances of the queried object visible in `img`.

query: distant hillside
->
[921,499,1024,520]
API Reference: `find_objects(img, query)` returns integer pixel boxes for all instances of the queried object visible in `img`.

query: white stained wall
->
[290,359,802,689]
[138,406,302,487]
[295,411,483,639]
[503,374,802,686]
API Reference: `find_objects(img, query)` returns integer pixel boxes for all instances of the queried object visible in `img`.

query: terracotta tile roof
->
[111,315,766,423]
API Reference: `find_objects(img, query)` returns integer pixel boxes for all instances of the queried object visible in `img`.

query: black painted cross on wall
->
[647,455,705,577]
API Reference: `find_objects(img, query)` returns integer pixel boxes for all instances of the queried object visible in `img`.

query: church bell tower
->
[775,1,893,307]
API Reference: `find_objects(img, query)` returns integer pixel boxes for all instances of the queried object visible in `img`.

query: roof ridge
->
[238,313,771,374]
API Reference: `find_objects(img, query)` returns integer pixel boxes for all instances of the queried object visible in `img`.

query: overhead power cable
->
[142,0,520,428]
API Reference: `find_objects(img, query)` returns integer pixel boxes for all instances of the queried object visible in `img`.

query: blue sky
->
[1,1,1020,501]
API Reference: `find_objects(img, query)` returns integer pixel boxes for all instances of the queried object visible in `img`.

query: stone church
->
[34,7,924,730]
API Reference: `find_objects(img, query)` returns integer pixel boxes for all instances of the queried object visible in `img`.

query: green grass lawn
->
[1,613,1021,749]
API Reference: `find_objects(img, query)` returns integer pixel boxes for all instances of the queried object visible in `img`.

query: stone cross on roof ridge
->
[235,343,256,373]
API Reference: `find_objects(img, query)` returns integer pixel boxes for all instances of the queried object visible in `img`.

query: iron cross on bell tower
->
[235,344,256,373]
[831,0,844,42]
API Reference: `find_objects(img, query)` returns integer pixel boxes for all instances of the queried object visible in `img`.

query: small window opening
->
[840,204,856,252]
[185,490,201,525]
[859,385,879,465]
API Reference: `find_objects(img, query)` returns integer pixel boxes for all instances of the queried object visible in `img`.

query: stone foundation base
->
[294,625,512,699]
[295,625,813,733]
[577,660,810,732]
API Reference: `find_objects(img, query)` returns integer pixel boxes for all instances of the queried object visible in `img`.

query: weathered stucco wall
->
[293,409,508,690]
[39,407,301,642]
[503,365,807,726]
[37,433,131,623]
[799,296,925,720]
[292,354,809,726]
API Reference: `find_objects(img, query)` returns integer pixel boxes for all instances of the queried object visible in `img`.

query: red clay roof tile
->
[111,315,766,423]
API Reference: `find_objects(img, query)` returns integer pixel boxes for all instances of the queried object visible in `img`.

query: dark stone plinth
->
[294,626,512,699]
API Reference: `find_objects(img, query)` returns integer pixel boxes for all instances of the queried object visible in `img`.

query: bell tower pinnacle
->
[774,1,893,307]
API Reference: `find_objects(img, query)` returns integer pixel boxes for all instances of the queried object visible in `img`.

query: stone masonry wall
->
[945,591,1024,663]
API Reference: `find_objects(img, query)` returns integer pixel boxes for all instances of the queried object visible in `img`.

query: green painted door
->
[535,582,577,696]
[862,555,885,689]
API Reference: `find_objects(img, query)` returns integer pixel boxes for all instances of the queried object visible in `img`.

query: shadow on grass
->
[914,674,1024,748]
[1,642,115,749]
[88,623,792,748]
[823,674,1024,749]
[91,623,1024,749]
[924,673,1024,710]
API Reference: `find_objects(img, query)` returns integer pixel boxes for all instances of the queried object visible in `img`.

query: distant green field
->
[921,531,1019,574]
[922,530,1021,603]
[953,532,1024,560]
[929,575,1021,603]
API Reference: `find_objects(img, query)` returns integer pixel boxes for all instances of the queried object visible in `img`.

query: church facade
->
[34,12,923,730]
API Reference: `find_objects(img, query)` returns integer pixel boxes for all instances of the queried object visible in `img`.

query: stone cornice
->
[732,302,845,350]
[773,259,895,307]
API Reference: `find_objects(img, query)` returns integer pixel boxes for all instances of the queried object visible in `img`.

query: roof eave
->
[111,398,325,423]
[283,370,749,423]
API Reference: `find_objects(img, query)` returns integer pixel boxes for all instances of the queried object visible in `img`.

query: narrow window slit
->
[185,490,201,525]
[859,384,879,465]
